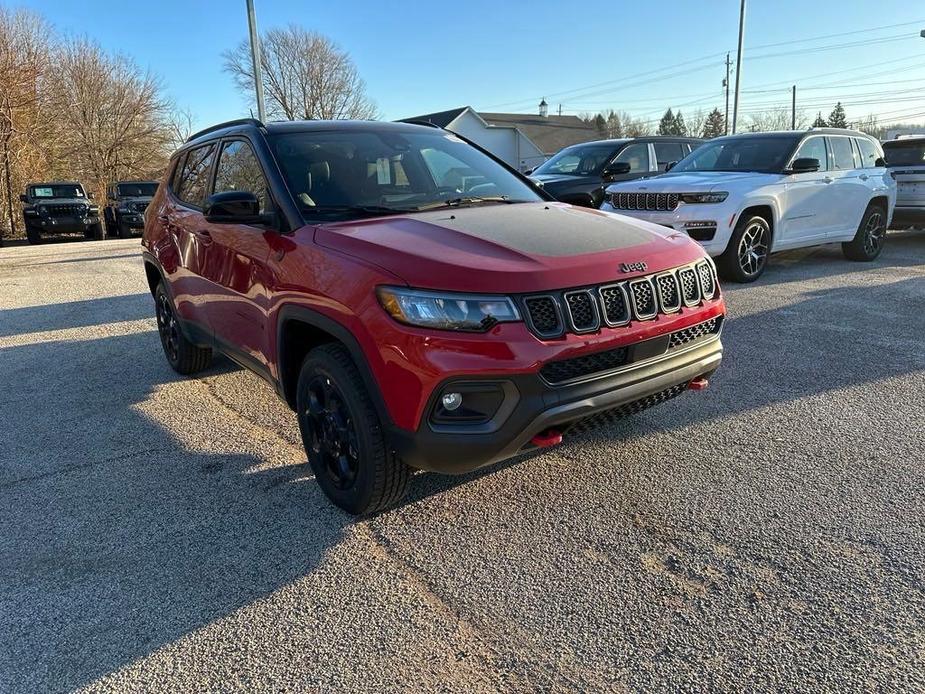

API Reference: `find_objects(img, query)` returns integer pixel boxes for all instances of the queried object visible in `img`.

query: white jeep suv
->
[600,129,896,282]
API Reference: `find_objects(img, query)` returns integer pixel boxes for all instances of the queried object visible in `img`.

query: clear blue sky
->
[19,0,925,131]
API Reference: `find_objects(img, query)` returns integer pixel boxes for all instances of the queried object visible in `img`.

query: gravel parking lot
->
[1,234,924,692]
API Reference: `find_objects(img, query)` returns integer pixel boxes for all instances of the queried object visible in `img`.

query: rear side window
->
[827,137,857,171]
[176,144,216,207]
[653,142,684,170]
[792,137,828,171]
[882,140,925,166]
[214,140,269,213]
[614,143,650,173]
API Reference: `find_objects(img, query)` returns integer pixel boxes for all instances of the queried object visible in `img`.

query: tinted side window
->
[176,144,216,207]
[214,140,269,213]
[828,136,857,171]
[855,138,880,168]
[614,143,650,173]
[653,142,684,169]
[169,153,187,193]
[793,137,828,171]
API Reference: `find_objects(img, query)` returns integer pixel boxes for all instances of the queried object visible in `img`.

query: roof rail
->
[186,118,264,143]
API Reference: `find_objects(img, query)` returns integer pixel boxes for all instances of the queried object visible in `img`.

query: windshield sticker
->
[376,158,391,185]
[34,188,53,197]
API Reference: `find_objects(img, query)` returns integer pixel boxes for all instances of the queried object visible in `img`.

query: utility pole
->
[724,53,731,135]
[558,104,562,116]
[731,0,746,134]
[791,85,796,130]
[246,0,267,122]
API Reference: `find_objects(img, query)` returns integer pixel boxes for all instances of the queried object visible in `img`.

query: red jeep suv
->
[142,119,725,514]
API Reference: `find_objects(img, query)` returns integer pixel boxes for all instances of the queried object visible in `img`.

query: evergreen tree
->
[673,110,687,137]
[827,102,848,128]
[812,112,827,128]
[592,113,607,136]
[702,108,726,138]
[657,108,675,136]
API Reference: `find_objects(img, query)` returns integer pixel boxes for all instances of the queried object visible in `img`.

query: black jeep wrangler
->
[104,180,158,238]
[20,182,103,244]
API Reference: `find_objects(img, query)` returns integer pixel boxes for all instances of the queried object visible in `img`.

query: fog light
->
[441,392,463,411]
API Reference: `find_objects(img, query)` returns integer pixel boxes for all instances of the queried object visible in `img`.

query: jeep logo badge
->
[620,262,647,273]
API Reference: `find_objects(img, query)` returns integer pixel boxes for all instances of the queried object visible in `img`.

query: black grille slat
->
[697,261,716,299]
[564,291,598,332]
[655,274,681,312]
[609,192,680,211]
[629,279,657,319]
[524,296,561,336]
[563,384,688,438]
[678,267,701,306]
[44,203,85,218]
[599,285,629,326]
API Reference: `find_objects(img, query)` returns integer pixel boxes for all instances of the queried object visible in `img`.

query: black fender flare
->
[275,304,392,427]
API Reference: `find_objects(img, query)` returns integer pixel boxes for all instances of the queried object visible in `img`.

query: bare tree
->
[223,25,378,121]
[747,106,808,132]
[0,8,50,241]
[167,106,197,149]
[46,38,173,201]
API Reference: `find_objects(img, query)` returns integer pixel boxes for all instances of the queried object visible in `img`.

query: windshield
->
[117,182,158,197]
[29,184,85,199]
[532,143,620,177]
[882,140,925,166]
[671,136,799,173]
[269,129,542,219]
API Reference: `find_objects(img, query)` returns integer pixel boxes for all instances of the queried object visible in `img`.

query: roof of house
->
[400,106,600,155]
[480,112,598,154]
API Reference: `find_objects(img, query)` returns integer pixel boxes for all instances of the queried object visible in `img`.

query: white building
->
[401,103,598,172]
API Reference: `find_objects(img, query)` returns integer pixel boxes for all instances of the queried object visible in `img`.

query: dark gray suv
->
[20,182,103,244]
[104,180,159,238]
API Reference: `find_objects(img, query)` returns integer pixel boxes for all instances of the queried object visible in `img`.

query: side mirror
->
[19,194,28,203]
[204,190,266,225]
[524,167,536,175]
[87,192,94,200]
[874,157,886,167]
[603,161,632,177]
[665,161,677,172]
[787,157,820,174]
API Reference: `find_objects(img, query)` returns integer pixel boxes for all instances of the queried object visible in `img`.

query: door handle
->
[157,214,169,224]
[194,229,213,244]
[822,176,834,184]
[859,174,869,181]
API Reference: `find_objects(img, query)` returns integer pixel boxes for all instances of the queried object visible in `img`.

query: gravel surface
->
[1,234,924,692]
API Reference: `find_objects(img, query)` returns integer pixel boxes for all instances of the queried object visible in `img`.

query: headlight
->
[377,286,521,332]
[680,192,728,204]
[87,205,99,215]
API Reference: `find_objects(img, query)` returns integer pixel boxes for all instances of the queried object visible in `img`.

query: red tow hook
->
[531,428,563,448]
[688,376,710,391]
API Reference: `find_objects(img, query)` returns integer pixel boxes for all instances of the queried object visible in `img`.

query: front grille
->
[599,284,630,326]
[132,201,149,213]
[540,345,629,384]
[564,384,688,438]
[564,291,598,332]
[521,261,719,339]
[678,266,701,306]
[668,316,722,350]
[610,192,679,211]
[524,296,561,336]
[628,278,657,319]
[654,273,681,313]
[43,203,85,218]
[539,316,722,385]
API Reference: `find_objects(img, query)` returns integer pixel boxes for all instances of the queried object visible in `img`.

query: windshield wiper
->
[301,204,418,218]
[414,195,523,211]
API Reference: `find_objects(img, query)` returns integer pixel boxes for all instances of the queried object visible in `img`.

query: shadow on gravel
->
[24,252,141,267]
[0,293,151,338]
[0,330,349,693]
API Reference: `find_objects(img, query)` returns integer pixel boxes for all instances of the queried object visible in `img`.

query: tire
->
[118,220,132,239]
[842,204,886,261]
[716,214,771,283]
[25,223,43,245]
[89,222,105,241]
[154,282,212,375]
[296,343,410,515]
[104,210,116,238]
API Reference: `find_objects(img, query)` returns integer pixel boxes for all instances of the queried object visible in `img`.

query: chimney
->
[539,98,548,118]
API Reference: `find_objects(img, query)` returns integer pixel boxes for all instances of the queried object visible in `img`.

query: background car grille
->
[668,316,723,350]
[563,384,688,438]
[540,316,722,384]
[610,192,679,211]
[564,291,597,331]
[522,261,718,339]
[524,296,561,335]
[132,201,149,213]
[43,203,85,217]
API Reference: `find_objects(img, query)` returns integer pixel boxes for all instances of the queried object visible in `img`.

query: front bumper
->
[389,334,723,473]
[600,201,737,256]
[33,216,99,234]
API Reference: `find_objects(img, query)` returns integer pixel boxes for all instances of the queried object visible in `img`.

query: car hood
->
[117,196,153,204]
[34,198,89,207]
[314,202,706,294]
[607,170,780,192]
